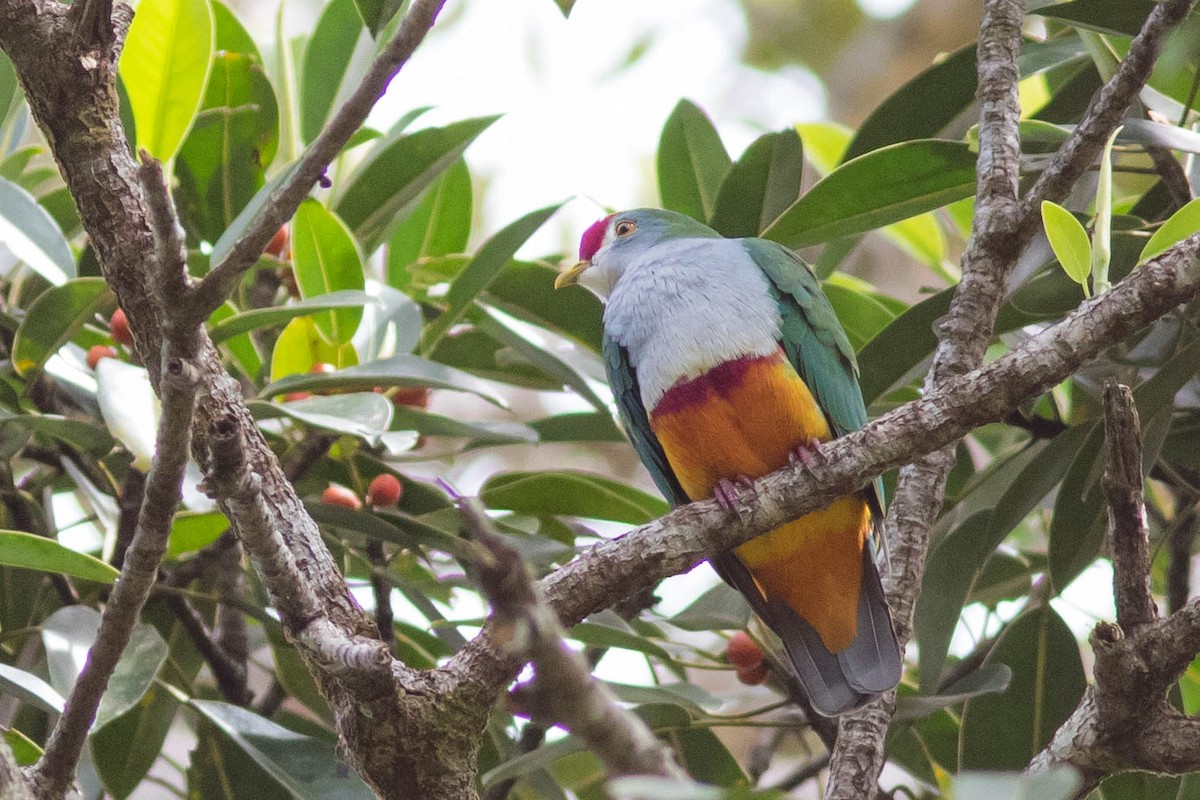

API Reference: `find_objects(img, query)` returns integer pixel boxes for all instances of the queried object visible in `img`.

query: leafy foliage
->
[0,0,1198,798]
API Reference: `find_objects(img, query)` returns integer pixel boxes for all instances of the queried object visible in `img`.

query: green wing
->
[603,334,690,508]
[741,237,884,511]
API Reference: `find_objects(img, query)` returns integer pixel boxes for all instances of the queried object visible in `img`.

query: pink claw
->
[713,475,757,516]
[788,438,826,471]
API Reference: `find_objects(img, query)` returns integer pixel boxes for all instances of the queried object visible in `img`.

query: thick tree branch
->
[459,498,688,783]
[30,355,199,798]
[1103,383,1157,631]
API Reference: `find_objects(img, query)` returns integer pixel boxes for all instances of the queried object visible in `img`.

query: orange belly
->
[649,349,869,652]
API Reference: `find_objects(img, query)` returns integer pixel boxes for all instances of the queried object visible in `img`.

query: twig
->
[188,0,448,322]
[366,540,395,644]
[112,468,146,571]
[457,496,688,782]
[1102,383,1157,631]
[1167,506,1197,614]
[213,538,250,692]
[161,593,252,706]
[31,354,201,798]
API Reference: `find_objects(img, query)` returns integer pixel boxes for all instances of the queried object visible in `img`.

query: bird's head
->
[554,208,719,298]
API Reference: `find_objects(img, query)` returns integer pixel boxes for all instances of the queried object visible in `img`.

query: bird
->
[555,208,902,716]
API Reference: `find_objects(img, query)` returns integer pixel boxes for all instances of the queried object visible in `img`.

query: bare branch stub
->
[457,497,688,782]
[1102,383,1157,631]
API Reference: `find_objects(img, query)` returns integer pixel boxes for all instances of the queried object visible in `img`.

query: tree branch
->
[187,0,448,322]
[458,497,688,782]
[1103,383,1157,631]
[30,355,200,798]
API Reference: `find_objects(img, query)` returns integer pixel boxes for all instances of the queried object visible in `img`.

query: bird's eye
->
[614,220,637,237]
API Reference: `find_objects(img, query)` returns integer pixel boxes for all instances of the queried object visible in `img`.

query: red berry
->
[391,387,430,409]
[365,474,402,507]
[110,308,133,347]
[736,662,769,686]
[321,485,361,510]
[86,345,118,370]
[283,391,312,402]
[266,226,289,258]
[726,631,765,670]
[309,362,336,374]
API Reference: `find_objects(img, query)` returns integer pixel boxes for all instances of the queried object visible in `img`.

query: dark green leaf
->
[0,411,116,458]
[336,116,499,252]
[710,128,804,237]
[12,278,111,376]
[822,280,896,351]
[352,0,405,34]
[1035,0,1157,36]
[0,530,118,584]
[656,99,731,223]
[959,607,1086,769]
[175,50,279,244]
[212,1,261,59]
[763,140,976,249]
[209,290,374,343]
[386,158,472,287]
[420,203,562,353]
[262,354,508,407]
[300,0,366,143]
[484,260,604,353]
[893,663,1011,720]
[530,412,624,444]
[390,405,538,446]
[844,44,977,162]
[481,470,669,524]
[189,700,375,799]
[667,581,752,632]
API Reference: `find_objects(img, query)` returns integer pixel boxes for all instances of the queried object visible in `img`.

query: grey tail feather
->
[712,549,902,717]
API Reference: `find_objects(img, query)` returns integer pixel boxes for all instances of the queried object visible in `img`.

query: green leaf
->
[858,288,949,403]
[0,177,75,285]
[300,0,367,144]
[386,158,472,288]
[268,314,358,383]
[41,606,168,731]
[209,290,374,343]
[420,203,562,353]
[845,43,978,162]
[175,49,280,244]
[263,353,508,408]
[656,99,731,223]
[1040,201,1092,296]
[393,405,538,446]
[709,128,804,237]
[291,200,365,344]
[12,277,112,376]
[953,767,1081,800]
[0,409,117,457]
[212,0,261,59]
[253,392,393,444]
[3,728,42,767]
[352,0,405,34]
[1034,0,1157,37]
[822,279,896,351]
[763,140,977,249]
[119,0,215,162]
[668,581,752,631]
[0,530,118,584]
[553,0,575,16]
[0,662,65,716]
[336,116,499,252]
[167,511,230,558]
[484,260,604,353]
[893,664,1012,721]
[189,700,375,799]
[481,470,669,525]
[1091,127,1121,294]
[959,606,1086,769]
[1140,196,1200,264]
[530,411,624,443]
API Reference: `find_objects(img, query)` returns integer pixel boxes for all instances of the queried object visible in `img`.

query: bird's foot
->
[714,475,757,518]
[788,438,826,472]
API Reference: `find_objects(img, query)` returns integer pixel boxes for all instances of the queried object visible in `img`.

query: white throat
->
[603,238,782,409]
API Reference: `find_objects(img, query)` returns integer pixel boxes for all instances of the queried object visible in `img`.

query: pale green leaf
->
[1040,201,1092,296]
[1140,196,1200,264]
[119,0,215,162]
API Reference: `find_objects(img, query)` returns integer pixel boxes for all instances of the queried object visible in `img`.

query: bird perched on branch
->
[555,208,901,715]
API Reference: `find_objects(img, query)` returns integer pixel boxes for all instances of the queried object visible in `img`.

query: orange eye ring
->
[614,219,637,237]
